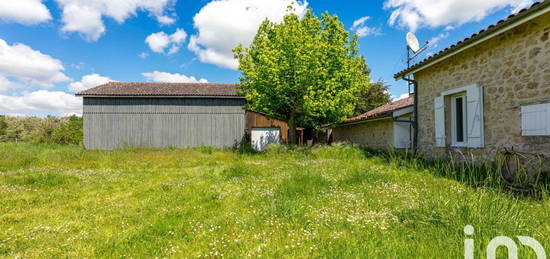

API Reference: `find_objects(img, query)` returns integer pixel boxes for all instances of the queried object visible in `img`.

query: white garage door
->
[251,127,280,151]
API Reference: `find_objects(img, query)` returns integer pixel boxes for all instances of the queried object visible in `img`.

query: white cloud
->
[510,0,535,13]
[188,0,308,69]
[55,0,177,41]
[142,71,208,83]
[350,16,382,37]
[60,4,105,42]
[428,32,449,47]
[0,76,23,92]
[69,73,111,92]
[157,15,176,25]
[0,0,51,25]
[0,90,82,116]
[139,52,149,59]
[145,28,187,54]
[71,62,86,70]
[352,16,370,29]
[420,32,451,58]
[146,32,170,53]
[0,38,69,89]
[384,0,534,32]
[392,92,410,101]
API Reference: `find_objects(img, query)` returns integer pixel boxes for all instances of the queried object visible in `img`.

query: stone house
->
[394,1,550,159]
[332,96,413,150]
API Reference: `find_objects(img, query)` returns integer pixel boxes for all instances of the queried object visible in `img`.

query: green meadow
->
[0,143,548,258]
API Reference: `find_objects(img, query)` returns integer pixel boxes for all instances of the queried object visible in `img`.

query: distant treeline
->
[0,115,83,145]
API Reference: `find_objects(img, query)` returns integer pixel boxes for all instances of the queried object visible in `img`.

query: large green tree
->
[234,8,369,144]
[353,80,392,116]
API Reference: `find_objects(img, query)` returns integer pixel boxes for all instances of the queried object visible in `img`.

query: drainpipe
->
[401,76,418,152]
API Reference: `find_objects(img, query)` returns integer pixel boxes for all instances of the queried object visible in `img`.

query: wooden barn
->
[76,82,300,150]
[77,82,246,150]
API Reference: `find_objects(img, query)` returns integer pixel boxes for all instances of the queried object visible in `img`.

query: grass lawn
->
[0,143,548,258]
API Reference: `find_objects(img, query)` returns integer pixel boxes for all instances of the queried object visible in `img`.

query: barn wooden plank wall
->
[83,97,246,150]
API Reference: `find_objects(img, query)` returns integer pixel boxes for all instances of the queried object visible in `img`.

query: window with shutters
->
[433,84,484,148]
[451,94,468,147]
[521,103,550,136]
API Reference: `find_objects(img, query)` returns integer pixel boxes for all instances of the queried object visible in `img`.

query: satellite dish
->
[406,32,420,53]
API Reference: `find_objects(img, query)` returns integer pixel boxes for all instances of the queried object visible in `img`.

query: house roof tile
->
[76,82,241,97]
[343,96,413,124]
[394,0,548,79]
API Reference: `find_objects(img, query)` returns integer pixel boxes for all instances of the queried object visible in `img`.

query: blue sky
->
[0,0,534,116]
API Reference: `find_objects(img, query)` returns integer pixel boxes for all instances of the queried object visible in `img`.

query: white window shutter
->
[521,103,549,136]
[434,96,445,147]
[466,85,484,148]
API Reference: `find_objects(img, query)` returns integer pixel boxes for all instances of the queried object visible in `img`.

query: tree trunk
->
[288,112,297,145]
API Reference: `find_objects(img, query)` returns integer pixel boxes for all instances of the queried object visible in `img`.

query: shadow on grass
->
[358,148,549,200]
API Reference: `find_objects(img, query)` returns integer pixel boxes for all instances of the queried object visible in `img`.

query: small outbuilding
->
[332,96,414,150]
[245,110,304,150]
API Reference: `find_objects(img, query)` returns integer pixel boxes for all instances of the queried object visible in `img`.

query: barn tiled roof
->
[343,96,413,124]
[394,0,549,79]
[76,82,241,97]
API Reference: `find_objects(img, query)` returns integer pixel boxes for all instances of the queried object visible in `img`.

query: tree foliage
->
[353,80,392,116]
[0,115,83,145]
[0,116,6,139]
[234,8,370,143]
[51,116,83,145]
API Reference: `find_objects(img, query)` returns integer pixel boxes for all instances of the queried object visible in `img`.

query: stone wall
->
[414,14,550,159]
[332,118,394,150]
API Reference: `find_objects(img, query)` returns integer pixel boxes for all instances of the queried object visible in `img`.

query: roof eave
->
[336,114,393,127]
[394,1,550,80]
[76,94,245,98]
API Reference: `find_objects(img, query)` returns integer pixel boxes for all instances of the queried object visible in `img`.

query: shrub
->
[32,116,63,143]
[0,115,6,138]
[51,116,83,145]
[1,116,32,142]
[0,115,83,145]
